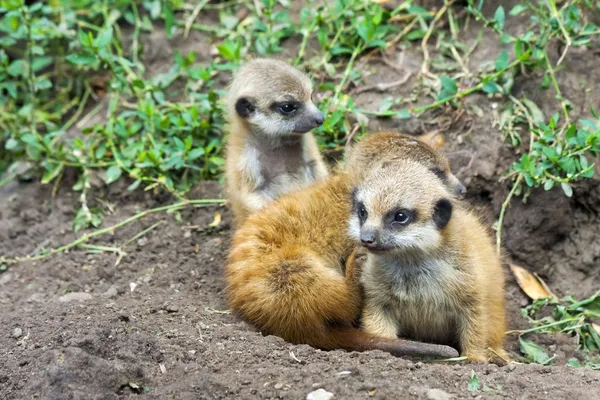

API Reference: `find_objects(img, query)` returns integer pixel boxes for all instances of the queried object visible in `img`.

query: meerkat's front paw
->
[464,350,488,363]
[352,247,369,271]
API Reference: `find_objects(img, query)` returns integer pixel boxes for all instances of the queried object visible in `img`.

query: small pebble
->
[12,327,23,338]
[165,304,179,313]
[274,383,283,390]
[427,388,452,400]
[102,286,118,298]
[306,388,334,400]
[59,292,92,303]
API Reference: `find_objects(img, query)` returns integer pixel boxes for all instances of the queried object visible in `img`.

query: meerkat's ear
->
[235,97,256,118]
[433,198,452,229]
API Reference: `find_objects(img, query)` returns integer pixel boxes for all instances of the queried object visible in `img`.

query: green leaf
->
[580,156,589,170]
[438,76,457,100]
[482,81,500,94]
[509,5,528,16]
[522,98,545,126]
[5,137,18,150]
[357,19,375,42]
[127,179,141,192]
[105,165,122,185]
[378,97,393,113]
[4,81,17,99]
[495,50,509,71]
[561,182,573,198]
[467,370,480,392]
[544,180,554,191]
[494,6,505,30]
[79,30,92,47]
[7,59,24,77]
[94,27,113,48]
[541,72,551,89]
[519,337,552,365]
[567,358,582,368]
[31,56,54,72]
[216,40,240,62]
[188,148,206,161]
[164,3,175,38]
[66,53,97,65]
[397,109,411,119]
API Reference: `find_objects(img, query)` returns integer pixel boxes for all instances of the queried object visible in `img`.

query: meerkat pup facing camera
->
[224,58,329,226]
[348,160,507,362]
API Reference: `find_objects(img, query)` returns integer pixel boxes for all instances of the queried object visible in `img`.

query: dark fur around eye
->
[235,97,256,118]
[430,167,446,181]
[433,198,453,229]
[274,102,299,116]
[387,209,414,228]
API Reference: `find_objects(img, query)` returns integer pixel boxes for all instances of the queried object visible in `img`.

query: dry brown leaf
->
[208,212,221,228]
[509,264,552,300]
[420,131,445,150]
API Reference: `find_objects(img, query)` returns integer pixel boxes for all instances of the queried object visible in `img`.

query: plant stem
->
[333,45,363,101]
[496,175,522,253]
[543,50,570,125]
[362,58,523,118]
[505,317,581,335]
[0,199,225,265]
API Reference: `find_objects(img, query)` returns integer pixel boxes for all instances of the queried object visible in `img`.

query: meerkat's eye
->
[358,205,368,222]
[393,210,412,225]
[277,103,297,115]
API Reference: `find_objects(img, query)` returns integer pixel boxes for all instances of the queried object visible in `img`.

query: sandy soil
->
[2,2,600,399]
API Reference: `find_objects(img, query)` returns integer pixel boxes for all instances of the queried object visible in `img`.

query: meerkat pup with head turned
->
[348,160,507,362]
[226,131,468,360]
[224,58,328,226]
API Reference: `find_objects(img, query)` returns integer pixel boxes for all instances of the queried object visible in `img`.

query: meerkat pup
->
[224,58,329,226]
[226,131,468,359]
[348,160,507,362]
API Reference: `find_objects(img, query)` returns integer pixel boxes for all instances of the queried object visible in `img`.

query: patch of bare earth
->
[2,5,600,399]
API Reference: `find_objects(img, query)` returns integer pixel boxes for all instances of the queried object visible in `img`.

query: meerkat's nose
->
[360,230,377,245]
[456,183,467,199]
[313,112,324,127]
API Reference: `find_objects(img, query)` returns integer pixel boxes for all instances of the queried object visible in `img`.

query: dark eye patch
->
[430,167,447,181]
[385,208,416,228]
[351,189,368,225]
[271,101,302,116]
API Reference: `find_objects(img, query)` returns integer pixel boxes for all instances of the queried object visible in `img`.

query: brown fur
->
[224,58,328,227]
[343,132,466,199]
[349,160,507,362]
[225,131,467,359]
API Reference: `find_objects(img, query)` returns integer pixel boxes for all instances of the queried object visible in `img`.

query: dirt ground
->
[2,2,600,399]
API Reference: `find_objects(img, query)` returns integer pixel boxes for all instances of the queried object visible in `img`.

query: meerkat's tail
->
[324,328,460,359]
